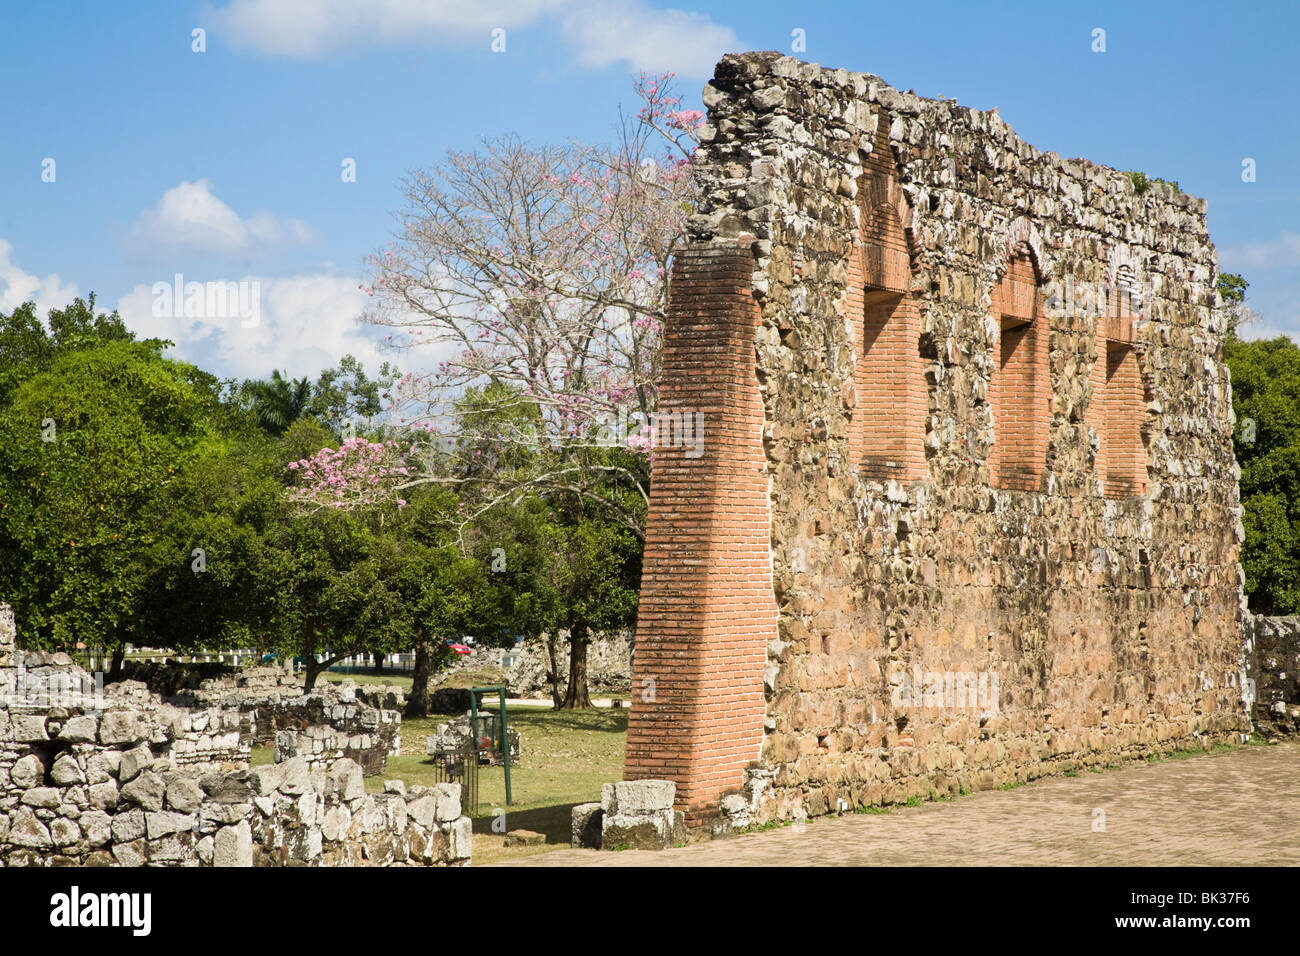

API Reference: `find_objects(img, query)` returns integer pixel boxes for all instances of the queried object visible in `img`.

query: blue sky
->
[1,0,1296,381]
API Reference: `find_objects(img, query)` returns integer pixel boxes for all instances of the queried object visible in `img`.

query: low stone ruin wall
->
[1249,616,1300,737]
[262,691,401,776]
[185,670,402,776]
[117,659,238,697]
[506,632,633,699]
[0,605,469,867]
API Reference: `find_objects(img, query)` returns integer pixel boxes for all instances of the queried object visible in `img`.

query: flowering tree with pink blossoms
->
[353,72,704,540]
[285,437,415,515]
[285,75,705,708]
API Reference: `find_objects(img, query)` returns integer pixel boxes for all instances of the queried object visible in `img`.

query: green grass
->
[734,819,787,834]
[370,706,628,864]
[322,671,415,691]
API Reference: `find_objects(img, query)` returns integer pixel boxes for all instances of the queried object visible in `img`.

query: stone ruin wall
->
[0,605,470,866]
[121,657,403,776]
[1249,616,1300,737]
[626,52,1250,828]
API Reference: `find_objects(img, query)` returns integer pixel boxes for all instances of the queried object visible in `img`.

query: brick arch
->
[847,116,925,482]
[989,242,1051,491]
[1088,249,1151,498]
[1005,216,1052,283]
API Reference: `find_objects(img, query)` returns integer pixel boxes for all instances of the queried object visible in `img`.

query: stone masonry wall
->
[0,605,470,866]
[626,52,1250,828]
[156,664,402,776]
[1248,616,1300,737]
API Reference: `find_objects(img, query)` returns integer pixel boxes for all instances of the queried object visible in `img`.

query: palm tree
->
[242,370,312,435]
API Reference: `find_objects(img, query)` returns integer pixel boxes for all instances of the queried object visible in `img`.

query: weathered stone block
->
[146,810,194,839]
[117,744,153,783]
[447,816,472,861]
[58,715,98,743]
[110,808,146,844]
[10,753,44,789]
[8,807,52,848]
[601,779,675,816]
[11,715,48,742]
[120,770,165,811]
[326,758,364,802]
[20,787,60,809]
[98,709,147,746]
[165,776,204,813]
[571,802,603,848]
[80,809,112,847]
[432,782,461,822]
[111,839,147,867]
[214,820,253,867]
[50,753,85,785]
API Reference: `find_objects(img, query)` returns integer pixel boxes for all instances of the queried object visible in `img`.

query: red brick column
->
[623,244,778,825]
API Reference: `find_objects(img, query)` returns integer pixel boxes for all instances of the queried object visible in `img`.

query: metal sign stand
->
[469,685,511,806]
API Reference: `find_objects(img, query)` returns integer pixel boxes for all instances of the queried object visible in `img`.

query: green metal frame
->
[469,685,511,806]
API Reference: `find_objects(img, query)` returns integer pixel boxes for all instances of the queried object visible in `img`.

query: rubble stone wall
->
[0,605,469,866]
[627,52,1250,827]
[1249,616,1300,737]
[184,668,402,776]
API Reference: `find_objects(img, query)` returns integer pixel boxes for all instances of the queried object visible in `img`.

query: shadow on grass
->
[497,709,629,734]
[470,803,579,844]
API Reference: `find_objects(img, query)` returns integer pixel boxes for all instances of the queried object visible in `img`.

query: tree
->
[1226,332,1300,613]
[1218,272,1257,337]
[548,513,641,709]
[239,369,313,436]
[0,335,218,672]
[306,354,400,438]
[359,73,703,539]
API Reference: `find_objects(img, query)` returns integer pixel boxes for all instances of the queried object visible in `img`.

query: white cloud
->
[1219,231,1300,272]
[115,273,387,381]
[560,1,742,77]
[125,180,314,259]
[207,0,741,76]
[114,271,460,386]
[0,240,79,315]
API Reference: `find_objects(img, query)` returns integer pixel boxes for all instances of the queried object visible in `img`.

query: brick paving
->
[488,741,1300,866]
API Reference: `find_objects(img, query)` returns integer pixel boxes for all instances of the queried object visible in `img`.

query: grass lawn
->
[372,705,627,864]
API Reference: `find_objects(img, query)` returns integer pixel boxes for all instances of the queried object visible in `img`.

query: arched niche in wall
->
[848,116,925,483]
[1087,256,1151,498]
[989,239,1051,492]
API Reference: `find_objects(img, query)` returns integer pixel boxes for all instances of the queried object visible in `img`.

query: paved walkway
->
[489,741,1300,866]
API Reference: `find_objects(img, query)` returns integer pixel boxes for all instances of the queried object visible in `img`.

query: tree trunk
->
[302,654,343,694]
[544,632,563,709]
[370,651,384,674]
[559,624,592,709]
[107,648,125,683]
[406,636,433,718]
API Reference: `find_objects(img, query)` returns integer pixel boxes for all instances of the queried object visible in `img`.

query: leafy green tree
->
[0,295,147,400]
[306,354,399,438]
[0,337,218,671]
[1226,332,1300,613]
